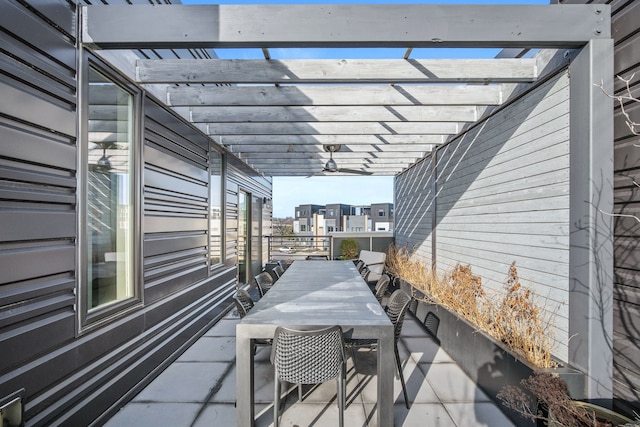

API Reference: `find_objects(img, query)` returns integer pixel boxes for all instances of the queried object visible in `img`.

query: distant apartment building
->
[325,203,353,232]
[371,203,394,231]
[293,204,324,235]
[293,203,392,235]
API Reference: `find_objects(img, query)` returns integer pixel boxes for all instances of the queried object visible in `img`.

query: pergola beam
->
[201,122,461,135]
[215,134,443,145]
[237,151,427,159]
[82,4,610,49]
[166,85,505,106]
[190,105,478,123]
[224,144,438,154]
[138,59,537,84]
[79,3,611,177]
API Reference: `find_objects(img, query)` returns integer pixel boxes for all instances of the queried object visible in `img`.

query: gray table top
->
[238,260,390,329]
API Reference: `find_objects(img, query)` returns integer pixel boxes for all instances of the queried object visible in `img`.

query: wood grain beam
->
[83,4,609,49]
[200,121,461,135]
[190,105,478,122]
[166,84,506,106]
[138,59,537,84]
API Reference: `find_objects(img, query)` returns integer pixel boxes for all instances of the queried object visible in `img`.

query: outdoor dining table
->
[236,259,395,426]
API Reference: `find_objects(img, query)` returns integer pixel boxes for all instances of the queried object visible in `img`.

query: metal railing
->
[266,232,394,261]
[267,235,331,260]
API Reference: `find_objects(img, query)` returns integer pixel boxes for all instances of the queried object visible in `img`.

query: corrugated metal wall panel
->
[566,0,640,414]
[0,2,268,425]
[143,97,210,303]
[0,1,77,398]
[395,71,572,361]
[224,158,272,272]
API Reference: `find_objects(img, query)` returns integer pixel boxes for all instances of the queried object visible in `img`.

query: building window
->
[82,59,141,327]
[301,225,307,231]
[209,150,223,267]
[328,209,334,217]
[378,209,386,217]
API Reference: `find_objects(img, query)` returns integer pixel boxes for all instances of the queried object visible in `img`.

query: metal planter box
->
[399,280,585,427]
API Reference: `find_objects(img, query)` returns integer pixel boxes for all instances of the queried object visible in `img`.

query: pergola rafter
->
[137,58,538,84]
[81,3,610,176]
[165,85,506,107]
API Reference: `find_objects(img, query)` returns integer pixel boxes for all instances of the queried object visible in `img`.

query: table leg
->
[236,326,254,427]
[378,326,395,426]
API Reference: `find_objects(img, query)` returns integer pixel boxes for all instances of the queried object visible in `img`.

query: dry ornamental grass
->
[385,245,557,368]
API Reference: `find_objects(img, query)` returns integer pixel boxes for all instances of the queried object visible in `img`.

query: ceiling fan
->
[321,144,373,175]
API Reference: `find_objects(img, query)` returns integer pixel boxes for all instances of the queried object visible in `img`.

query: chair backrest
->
[255,272,274,297]
[234,289,254,318]
[273,265,285,279]
[386,289,412,343]
[374,274,391,304]
[424,311,440,338]
[271,325,345,385]
[357,250,387,282]
[355,259,366,273]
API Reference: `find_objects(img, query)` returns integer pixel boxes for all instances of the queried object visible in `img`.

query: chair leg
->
[394,346,410,409]
[337,376,344,427]
[274,378,281,427]
[298,383,303,402]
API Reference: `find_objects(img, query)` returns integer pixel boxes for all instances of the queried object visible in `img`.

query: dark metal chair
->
[233,289,254,317]
[271,325,347,427]
[254,271,275,297]
[233,289,271,349]
[373,274,391,305]
[349,289,413,409]
[424,311,440,339]
[272,264,285,280]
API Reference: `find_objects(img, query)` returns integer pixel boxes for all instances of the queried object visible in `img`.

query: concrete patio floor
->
[104,302,516,427]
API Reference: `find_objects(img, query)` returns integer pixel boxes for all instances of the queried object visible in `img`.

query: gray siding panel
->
[395,71,572,360]
[0,78,76,137]
[0,2,271,426]
[0,1,76,401]
[142,97,211,303]
[0,1,76,70]
[607,0,640,414]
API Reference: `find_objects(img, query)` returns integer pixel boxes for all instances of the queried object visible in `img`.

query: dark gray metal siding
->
[610,0,640,415]
[143,98,211,301]
[560,0,640,414]
[0,0,79,410]
[225,158,272,273]
[0,1,271,425]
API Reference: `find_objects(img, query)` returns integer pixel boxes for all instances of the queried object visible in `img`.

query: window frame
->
[209,148,224,270]
[77,51,144,333]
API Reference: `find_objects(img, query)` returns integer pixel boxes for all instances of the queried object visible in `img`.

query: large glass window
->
[83,62,139,323]
[209,150,222,267]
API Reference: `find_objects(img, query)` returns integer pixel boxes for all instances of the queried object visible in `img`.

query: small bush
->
[339,238,359,259]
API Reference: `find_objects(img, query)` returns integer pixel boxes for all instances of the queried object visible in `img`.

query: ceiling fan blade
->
[338,168,373,175]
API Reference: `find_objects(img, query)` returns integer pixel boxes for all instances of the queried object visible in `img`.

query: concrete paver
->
[105,303,515,427]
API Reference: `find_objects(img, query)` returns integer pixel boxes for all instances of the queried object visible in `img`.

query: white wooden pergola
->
[81,3,610,177]
[80,3,616,424]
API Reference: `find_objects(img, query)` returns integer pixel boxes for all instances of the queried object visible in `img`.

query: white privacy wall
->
[395,70,571,361]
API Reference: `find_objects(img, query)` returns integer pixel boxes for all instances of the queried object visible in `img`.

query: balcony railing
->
[266,232,394,261]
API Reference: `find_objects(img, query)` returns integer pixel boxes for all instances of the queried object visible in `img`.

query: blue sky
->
[182,0,549,217]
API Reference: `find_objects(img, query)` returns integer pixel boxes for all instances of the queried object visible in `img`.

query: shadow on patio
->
[104,301,515,427]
